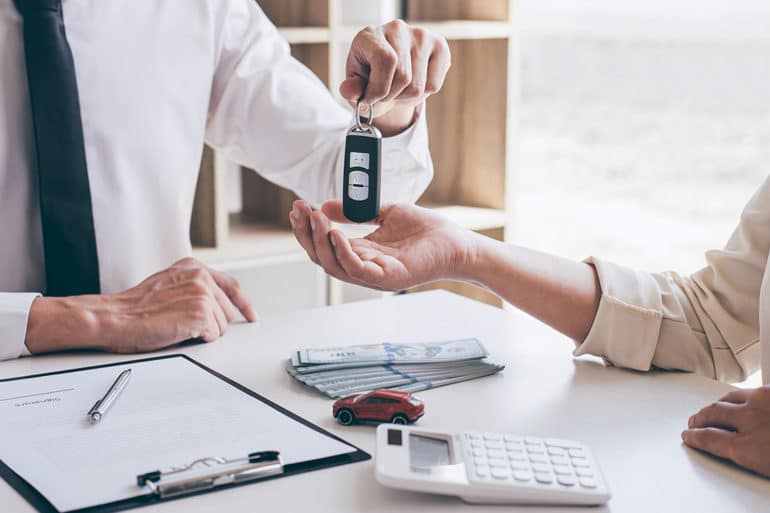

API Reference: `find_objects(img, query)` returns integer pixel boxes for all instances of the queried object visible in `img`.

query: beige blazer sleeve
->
[575,177,770,383]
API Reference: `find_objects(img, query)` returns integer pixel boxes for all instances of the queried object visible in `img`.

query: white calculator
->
[375,425,610,506]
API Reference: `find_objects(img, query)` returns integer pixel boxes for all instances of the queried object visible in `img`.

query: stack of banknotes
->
[286,338,505,398]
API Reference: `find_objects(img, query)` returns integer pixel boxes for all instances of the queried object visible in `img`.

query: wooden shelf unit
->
[191,0,518,308]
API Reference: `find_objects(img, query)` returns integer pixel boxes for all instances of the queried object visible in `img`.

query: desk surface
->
[1,291,767,513]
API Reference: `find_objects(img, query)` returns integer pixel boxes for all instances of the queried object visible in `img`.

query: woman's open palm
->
[289,200,474,291]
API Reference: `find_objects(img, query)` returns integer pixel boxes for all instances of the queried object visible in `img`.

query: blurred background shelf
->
[190,0,518,313]
[278,27,331,44]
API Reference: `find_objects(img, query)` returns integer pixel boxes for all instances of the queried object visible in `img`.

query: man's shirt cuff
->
[0,293,40,360]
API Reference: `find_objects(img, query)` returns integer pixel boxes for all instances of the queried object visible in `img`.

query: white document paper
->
[0,356,356,512]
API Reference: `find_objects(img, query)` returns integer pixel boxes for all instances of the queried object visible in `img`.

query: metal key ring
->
[355,100,375,132]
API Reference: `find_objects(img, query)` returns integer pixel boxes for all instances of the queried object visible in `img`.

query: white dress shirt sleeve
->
[576,177,769,383]
[0,293,39,360]
[204,0,433,206]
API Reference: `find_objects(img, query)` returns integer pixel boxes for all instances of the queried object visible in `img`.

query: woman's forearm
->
[459,234,602,343]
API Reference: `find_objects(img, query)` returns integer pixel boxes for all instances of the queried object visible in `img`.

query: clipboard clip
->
[136,450,283,499]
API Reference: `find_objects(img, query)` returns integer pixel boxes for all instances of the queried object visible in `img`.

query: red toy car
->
[333,389,424,426]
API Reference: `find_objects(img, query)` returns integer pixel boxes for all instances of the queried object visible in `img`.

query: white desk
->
[1,291,767,512]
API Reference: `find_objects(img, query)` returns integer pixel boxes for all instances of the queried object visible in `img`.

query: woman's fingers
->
[681,427,737,462]
[330,230,387,286]
[688,401,745,431]
[291,200,319,264]
[720,389,751,404]
[311,211,348,281]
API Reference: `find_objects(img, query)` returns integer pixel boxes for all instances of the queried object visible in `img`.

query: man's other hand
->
[25,257,257,354]
[289,200,475,292]
[683,386,770,478]
[341,20,451,136]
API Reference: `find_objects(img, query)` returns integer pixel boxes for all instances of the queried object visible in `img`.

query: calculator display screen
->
[409,434,450,467]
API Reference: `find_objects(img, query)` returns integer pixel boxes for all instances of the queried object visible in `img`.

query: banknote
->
[293,338,488,366]
[287,360,494,382]
[318,364,504,395]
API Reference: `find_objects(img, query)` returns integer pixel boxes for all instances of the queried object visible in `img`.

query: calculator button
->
[508,452,526,461]
[579,477,598,489]
[546,438,581,449]
[512,470,532,482]
[531,462,550,473]
[568,447,586,458]
[505,442,523,451]
[485,440,504,450]
[504,435,523,443]
[571,457,590,468]
[470,440,484,449]
[487,449,505,459]
[534,472,554,484]
[473,457,487,466]
[552,464,572,475]
[484,433,502,441]
[527,446,545,455]
[511,460,529,470]
[550,455,569,466]
[547,447,567,456]
[575,467,594,478]
[558,475,576,487]
[491,468,510,480]
[529,453,548,463]
[524,437,542,444]
[475,466,490,479]
[488,459,507,468]
[472,448,485,456]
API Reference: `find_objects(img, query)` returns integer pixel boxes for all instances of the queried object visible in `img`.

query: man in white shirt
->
[0,1,450,358]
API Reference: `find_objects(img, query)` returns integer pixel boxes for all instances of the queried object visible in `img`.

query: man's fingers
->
[339,75,365,102]
[398,41,429,101]
[210,297,229,337]
[689,401,745,431]
[380,21,413,103]
[196,297,222,343]
[291,200,320,264]
[354,29,398,105]
[720,389,751,404]
[682,427,737,461]
[210,269,257,323]
[425,37,451,95]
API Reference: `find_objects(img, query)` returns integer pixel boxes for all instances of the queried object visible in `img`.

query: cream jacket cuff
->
[0,293,39,360]
[574,257,663,371]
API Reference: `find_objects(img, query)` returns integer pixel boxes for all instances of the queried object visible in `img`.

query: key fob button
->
[348,171,369,201]
[348,185,369,201]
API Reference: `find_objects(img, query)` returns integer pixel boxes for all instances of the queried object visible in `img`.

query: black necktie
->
[15,0,100,296]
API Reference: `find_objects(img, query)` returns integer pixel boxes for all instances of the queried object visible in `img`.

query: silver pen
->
[87,368,131,424]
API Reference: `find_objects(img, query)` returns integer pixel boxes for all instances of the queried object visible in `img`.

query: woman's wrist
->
[450,230,500,286]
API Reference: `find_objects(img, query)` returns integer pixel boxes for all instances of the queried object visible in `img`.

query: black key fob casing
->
[343,125,382,223]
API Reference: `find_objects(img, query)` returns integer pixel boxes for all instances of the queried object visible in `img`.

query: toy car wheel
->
[391,414,409,425]
[337,408,355,425]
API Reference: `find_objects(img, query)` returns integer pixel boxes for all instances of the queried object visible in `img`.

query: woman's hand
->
[289,200,476,291]
[342,20,451,136]
[682,386,770,478]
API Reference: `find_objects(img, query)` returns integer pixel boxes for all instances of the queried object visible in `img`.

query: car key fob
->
[343,102,382,223]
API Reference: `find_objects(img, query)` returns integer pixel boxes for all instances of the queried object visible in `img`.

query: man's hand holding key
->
[340,20,451,137]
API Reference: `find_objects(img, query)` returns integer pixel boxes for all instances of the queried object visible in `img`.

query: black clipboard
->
[0,354,370,513]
